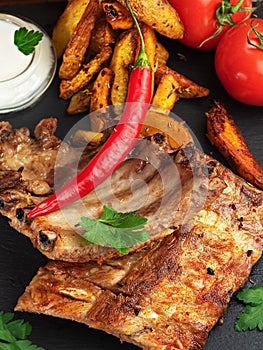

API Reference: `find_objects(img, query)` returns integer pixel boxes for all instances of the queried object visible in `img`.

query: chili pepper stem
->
[125,0,144,49]
[125,0,151,70]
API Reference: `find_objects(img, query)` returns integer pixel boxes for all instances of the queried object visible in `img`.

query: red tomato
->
[215,18,263,106]
[169,0,253,50]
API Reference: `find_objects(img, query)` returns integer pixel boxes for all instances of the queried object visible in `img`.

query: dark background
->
[0,1,262,349]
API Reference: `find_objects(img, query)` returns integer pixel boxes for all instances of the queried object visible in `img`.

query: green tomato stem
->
[199,0,255,48]
[247,20,263,50]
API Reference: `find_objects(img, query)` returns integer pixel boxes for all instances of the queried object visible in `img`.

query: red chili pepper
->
[27,0,153,219]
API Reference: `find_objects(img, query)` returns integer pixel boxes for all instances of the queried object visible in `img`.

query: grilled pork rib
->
[0,118,207,262]
[16,177,263,349]
[1,118,263,350]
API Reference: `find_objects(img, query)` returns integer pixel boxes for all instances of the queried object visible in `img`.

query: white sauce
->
[0,20,33,81]
[0,14,56,114]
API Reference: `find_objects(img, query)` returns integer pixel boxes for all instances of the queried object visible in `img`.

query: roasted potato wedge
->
[72,129,104,146]
[155,41,169,66]
[156,63,210,99]
[90,113,112,132]
[101,107,193,150]
[102,1,134,30]
[59,0,99,80]
[60,45,112,100]
[152,73,180,112]
[109,28,138,109]
[110,24,157,112]
[135,24,157,71]
[89,67,114,113]
[67,86,92,115]
[117,0,184,39]
[142,109,193,151]
[52,0,211,117]
[206,101,263,190]
[88,17,116,56]
[52,0,91,59]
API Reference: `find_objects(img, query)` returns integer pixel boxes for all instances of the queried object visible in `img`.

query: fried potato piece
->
[72,130,104,146]
[110,24,157,112]
[89,67,114,131]
[59,0,99,80]
[152,73,180,112]
[142,109,193,150]
[135,24,157,71]
[156,63,210,99]
[111,106,193,150]
[52,0,91,59]
[60,45,112,100]
[88,17,116,56]
[67,86,92,115]
[155,41,169,66]
[109,29,138,109]
[117,0,184,39]
[206,101,263,190]
[102,1,134,30]
[90,113,113,133]
[89,67,114,113]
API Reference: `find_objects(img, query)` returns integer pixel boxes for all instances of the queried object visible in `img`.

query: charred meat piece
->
[0,119,263,264]
[0,142,207,262]
[16,197,263,349]
[1,118,263,349]
[0,117,206,262]
[0,118,60,185]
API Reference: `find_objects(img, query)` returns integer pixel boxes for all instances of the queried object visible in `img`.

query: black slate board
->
[0,2,263,350]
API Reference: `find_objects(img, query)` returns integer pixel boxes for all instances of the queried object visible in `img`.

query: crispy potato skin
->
[89,67,114,113]
[60,46,112,99]
[117,0,184,39]
[156,64,210,99]
[206,102,263,190]
[155,41,169,66]
[59,0,99,80]
[143,110,193,149]
[67,87,92,115]
[102,1,134,30]
[88,17,116,55]
[136,24,157,72]
[52,0,91,59]
[109,29,138,108]
[152,73,180,112]
[53,0,209,116]
[109,23,156,112]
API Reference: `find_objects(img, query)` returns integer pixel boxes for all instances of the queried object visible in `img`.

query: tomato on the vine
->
[215,18,263,106]
[169,0,253,50]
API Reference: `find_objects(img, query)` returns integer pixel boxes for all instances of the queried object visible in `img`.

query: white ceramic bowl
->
[0,13,57,114]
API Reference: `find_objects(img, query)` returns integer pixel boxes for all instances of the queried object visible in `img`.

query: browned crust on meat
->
[1,118,263,349]
[0,119,263,265]
[15,216,262,349]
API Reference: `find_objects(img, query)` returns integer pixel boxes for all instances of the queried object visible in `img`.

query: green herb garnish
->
[235,286,263,331]
[0,311,45,349]
[14,27,43,55]
[77,205,149,253]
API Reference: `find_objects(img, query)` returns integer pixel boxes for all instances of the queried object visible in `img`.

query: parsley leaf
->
[78,205,149,253]
[14,27,43,55]
[235,286,263,331]
[0,311,45,349]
